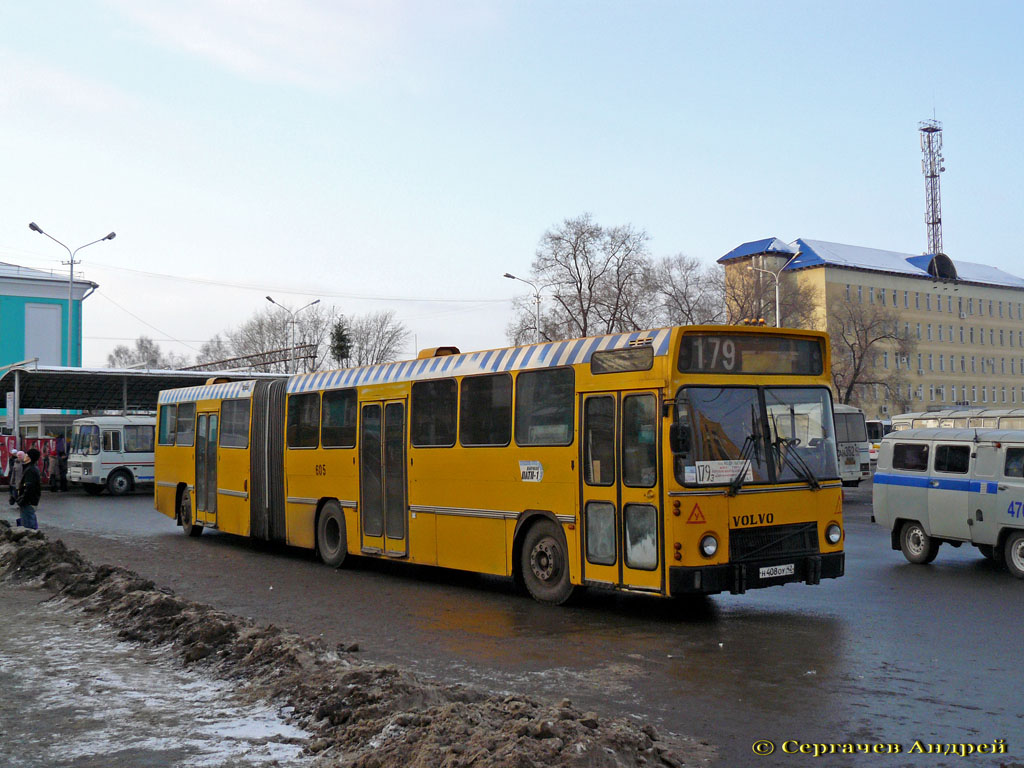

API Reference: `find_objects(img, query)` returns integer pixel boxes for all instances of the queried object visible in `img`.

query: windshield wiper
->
[727,433,757,496]
[772,437,821,490]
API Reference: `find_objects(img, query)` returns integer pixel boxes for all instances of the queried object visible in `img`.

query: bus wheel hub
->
[531,540,558,581]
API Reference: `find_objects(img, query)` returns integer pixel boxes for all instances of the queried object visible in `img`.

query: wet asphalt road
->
[5,482,1022,767]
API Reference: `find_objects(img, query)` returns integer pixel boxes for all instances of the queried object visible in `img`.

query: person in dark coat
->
[16,448,42,530]
[56,434,68,492]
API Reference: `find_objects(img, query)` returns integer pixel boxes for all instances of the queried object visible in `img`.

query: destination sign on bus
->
[678,334,823,375]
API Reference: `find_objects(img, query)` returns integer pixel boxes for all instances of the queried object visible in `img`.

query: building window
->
[916,323,922,340]
[883,352,889,369]
[858,285,863,303]
[991,329,995,345]
[989,300,994,317]
[926,294,931,310]
[970,327,975,343]
[905,322,910,337]
[904,291,909,308]
[917,353,923,372]
[952,384,958,402]
[915,292,920,309]
[948,296,953,313]
[938,325,943,342]
[960,326,964,343]
[1003,386,1008,403]
[879,287,886,304]
[928,354,933,371]
[999,301,1004,318]
[969,298,974,315]
[982,387,988,403]
[1002,358,1007,374]
[869,286,874,304]
[846,284,851,301]
[929,385,935,401]
[972,386,977,401]
[971,357,976,373]
[939,356,944,372]
[927,324,933,341]
[961,356,966,372]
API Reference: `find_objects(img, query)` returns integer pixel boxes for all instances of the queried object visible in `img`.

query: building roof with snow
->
[719,238,1024,289]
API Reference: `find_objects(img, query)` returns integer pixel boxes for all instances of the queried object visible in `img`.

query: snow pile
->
[0,522,712,767]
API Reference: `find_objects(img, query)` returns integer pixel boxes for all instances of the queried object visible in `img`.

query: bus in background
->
[155,326,845,605]
[889,408,1024,431]
[833,404,870,486]
[865,418,892,465]
[68,415,156,495]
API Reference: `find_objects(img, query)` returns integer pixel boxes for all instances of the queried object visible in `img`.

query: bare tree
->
[348,310,411,366]
[649,255,726,326]
[107,337,189,369]
[829,301,915,408]
[196,334,232,366]
[508,214,660,344]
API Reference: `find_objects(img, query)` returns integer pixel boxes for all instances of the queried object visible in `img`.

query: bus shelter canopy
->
[0,365,284,412]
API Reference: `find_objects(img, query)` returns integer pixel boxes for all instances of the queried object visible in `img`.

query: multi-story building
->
[720,238,1024,419]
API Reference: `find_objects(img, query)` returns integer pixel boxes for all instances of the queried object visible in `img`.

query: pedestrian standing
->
[8,450,25,506]
[56,433,68,492]
[47,449,60,491]
[15,448,42,530]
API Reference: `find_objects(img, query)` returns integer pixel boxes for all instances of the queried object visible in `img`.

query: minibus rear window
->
[893,443,929,471]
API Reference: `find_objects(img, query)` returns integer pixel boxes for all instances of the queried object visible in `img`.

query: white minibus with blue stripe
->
[873,428,1024,579]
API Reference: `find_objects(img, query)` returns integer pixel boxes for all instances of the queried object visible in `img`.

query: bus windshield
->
[673,386,838,485]
[71,424,101,456]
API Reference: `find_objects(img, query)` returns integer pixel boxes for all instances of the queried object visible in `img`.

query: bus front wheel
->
[900,521,938,564]
[519,519,573,605]
[316,501,347,568]
[180,493,203,538]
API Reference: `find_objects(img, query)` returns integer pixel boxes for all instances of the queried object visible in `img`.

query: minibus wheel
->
[519,519,573,605]
[107,469,132,496]
[316,501,347,568]
[1004,531,1024,579]
[180,492,203,538]
[900,521,938,564]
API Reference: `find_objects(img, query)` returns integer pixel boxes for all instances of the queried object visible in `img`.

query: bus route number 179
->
[693,337,736,372]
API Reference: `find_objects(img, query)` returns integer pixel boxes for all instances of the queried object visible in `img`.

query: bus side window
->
[158,405,177,446]
[103,430,121,452]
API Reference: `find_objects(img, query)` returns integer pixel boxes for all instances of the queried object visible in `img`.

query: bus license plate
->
[759,564,794,579]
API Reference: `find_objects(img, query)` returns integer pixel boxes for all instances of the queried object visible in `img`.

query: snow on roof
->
[720,238,1024,289]
[718,237,798,262]
[0,261,97,287]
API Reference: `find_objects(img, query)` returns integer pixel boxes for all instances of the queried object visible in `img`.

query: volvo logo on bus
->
[732,513,774,527]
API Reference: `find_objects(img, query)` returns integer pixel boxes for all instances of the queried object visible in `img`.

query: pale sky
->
[1,0,1021,367]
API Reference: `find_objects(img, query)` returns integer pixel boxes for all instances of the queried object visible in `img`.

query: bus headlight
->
[700,535,718,558]
[826,523,842,545]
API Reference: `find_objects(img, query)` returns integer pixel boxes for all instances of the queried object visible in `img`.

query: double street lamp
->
[28,222,116,366]
[747,253,799,328]
[266,296,320,373]
[503,272,542,343]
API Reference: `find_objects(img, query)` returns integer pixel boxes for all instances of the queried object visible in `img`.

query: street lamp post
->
[747,253,799,328]
[266,296,321,373]
[503,273,542,343]
[28,222,115,366]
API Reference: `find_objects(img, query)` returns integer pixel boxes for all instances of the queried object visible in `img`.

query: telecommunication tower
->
[919,118,945,255]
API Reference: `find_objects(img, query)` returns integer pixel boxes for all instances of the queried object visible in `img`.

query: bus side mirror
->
[669,423,690,454]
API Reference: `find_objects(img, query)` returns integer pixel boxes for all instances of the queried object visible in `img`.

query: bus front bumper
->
[669,552,845,595]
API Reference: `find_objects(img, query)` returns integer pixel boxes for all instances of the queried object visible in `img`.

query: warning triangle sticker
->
[686,504,706,524]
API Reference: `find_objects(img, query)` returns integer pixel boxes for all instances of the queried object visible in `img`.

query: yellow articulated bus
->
[155,325,844,604]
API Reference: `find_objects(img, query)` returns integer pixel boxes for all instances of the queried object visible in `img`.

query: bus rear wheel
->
[900,521,939,564]
[107,470,132,496]
[316,501,347,568]
[519,519,573,605]
[180,492,203,538]
[1004,531,1024,579]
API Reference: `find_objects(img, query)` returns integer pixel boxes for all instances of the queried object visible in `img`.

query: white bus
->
[865,418,892,464]
[833,404,871,486]
[67,415,156,496]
